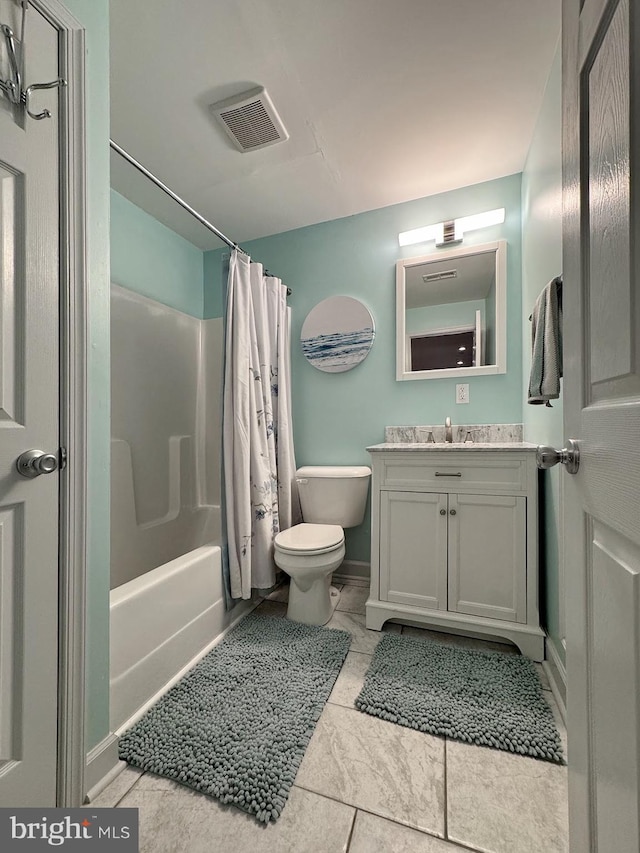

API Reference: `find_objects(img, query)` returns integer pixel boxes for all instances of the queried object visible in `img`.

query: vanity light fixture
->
[398,207,505,248]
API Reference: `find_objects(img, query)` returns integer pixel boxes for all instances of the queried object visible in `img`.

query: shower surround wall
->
[109,287,242,730]
[110,285,221,588]
[108,193,258,734]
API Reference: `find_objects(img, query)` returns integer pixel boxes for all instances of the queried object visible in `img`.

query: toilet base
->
[329,584,341,614]
[287,576,341,626]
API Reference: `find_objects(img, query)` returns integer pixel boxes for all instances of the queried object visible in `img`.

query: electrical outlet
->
[456,383,470,404]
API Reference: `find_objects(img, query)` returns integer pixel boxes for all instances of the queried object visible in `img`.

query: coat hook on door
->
[0,23,23,105]
[0,2,66,120]
[23,78,67,120]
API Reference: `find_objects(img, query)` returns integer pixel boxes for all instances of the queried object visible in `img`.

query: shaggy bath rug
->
[119,613,351,822]
[356,633,563,764]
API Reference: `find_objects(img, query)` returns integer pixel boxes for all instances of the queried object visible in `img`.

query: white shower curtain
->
[223,249,299,599]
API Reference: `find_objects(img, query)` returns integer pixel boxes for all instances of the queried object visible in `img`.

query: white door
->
[0,1,61,806]
[563,0,640,850]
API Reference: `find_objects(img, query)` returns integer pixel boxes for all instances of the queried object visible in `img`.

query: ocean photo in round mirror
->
[300,296,375,373]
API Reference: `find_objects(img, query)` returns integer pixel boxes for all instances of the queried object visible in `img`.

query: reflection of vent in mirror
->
[210,86,289,152]
[423,269,458,283]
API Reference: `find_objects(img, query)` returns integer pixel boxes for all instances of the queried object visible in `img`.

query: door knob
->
[536,439,580,474]
[16,449,59,478]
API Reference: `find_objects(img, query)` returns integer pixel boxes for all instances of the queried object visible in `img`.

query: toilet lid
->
[275,523,344,554]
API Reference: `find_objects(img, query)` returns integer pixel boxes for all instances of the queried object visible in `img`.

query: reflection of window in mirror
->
[396,240,506,380]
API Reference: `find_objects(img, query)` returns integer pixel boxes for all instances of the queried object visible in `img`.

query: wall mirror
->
[396,240,507,380]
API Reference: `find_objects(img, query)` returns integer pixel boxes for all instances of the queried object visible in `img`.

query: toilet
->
[274,466,371,626]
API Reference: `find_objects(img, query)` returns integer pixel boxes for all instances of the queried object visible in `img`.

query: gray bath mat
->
[119,613,351,822]
[356,633,563,764]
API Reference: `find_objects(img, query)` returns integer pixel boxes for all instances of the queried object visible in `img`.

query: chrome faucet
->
[445,416,452,443]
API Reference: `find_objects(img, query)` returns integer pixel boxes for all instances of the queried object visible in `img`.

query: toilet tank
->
[296,466,371,528]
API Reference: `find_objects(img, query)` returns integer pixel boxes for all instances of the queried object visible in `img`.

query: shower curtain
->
[223,249,300,600]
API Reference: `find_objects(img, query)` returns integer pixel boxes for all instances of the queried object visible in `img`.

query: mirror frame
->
[396,239,507,381]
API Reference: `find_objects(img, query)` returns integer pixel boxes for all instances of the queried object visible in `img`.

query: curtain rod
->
[109,139,291,295]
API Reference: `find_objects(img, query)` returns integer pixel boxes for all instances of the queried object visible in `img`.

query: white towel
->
[528,277,562,406]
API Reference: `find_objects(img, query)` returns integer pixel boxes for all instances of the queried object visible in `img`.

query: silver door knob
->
[16,449,59,478]
[536,439,580,474]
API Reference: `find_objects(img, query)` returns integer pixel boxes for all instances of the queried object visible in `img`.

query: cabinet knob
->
[439,508,446,515]
[449,509,457,516]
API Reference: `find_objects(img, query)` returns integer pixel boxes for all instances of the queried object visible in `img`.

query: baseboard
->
[333,560,370,586]
[84,734,120,802]
[543,637,567,722]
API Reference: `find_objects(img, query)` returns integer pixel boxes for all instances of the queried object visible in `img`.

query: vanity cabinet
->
[366,447,544,660]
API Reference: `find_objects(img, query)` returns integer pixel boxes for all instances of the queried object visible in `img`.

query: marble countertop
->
[367,442,539,452]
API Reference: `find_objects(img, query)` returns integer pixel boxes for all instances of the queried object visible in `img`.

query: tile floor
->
[91,582,569,853]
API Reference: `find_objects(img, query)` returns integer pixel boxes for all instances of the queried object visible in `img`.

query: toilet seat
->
[274,523,344,556]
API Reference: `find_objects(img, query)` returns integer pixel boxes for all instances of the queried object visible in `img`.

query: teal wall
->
[62,0,111,751]
[204,250,224,319]
[521,44,564,664]
[205,174,523,562]
[110,191,204,317]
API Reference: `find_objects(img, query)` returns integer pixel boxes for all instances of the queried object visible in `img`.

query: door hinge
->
[58,447,67,471]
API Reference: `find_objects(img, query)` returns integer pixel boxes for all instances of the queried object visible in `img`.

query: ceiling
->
[109,0,561,251]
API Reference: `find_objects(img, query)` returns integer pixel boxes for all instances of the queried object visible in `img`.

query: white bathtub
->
[110,544,254,732]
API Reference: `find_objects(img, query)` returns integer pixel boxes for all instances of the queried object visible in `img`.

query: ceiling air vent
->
[423,269,458,283]
[210,86,289,152]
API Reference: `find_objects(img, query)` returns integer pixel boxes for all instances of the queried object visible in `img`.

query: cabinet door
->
[448,493,526,623]
[380,491,448,610]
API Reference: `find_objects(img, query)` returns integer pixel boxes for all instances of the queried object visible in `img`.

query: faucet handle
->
[425,430,436,443]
